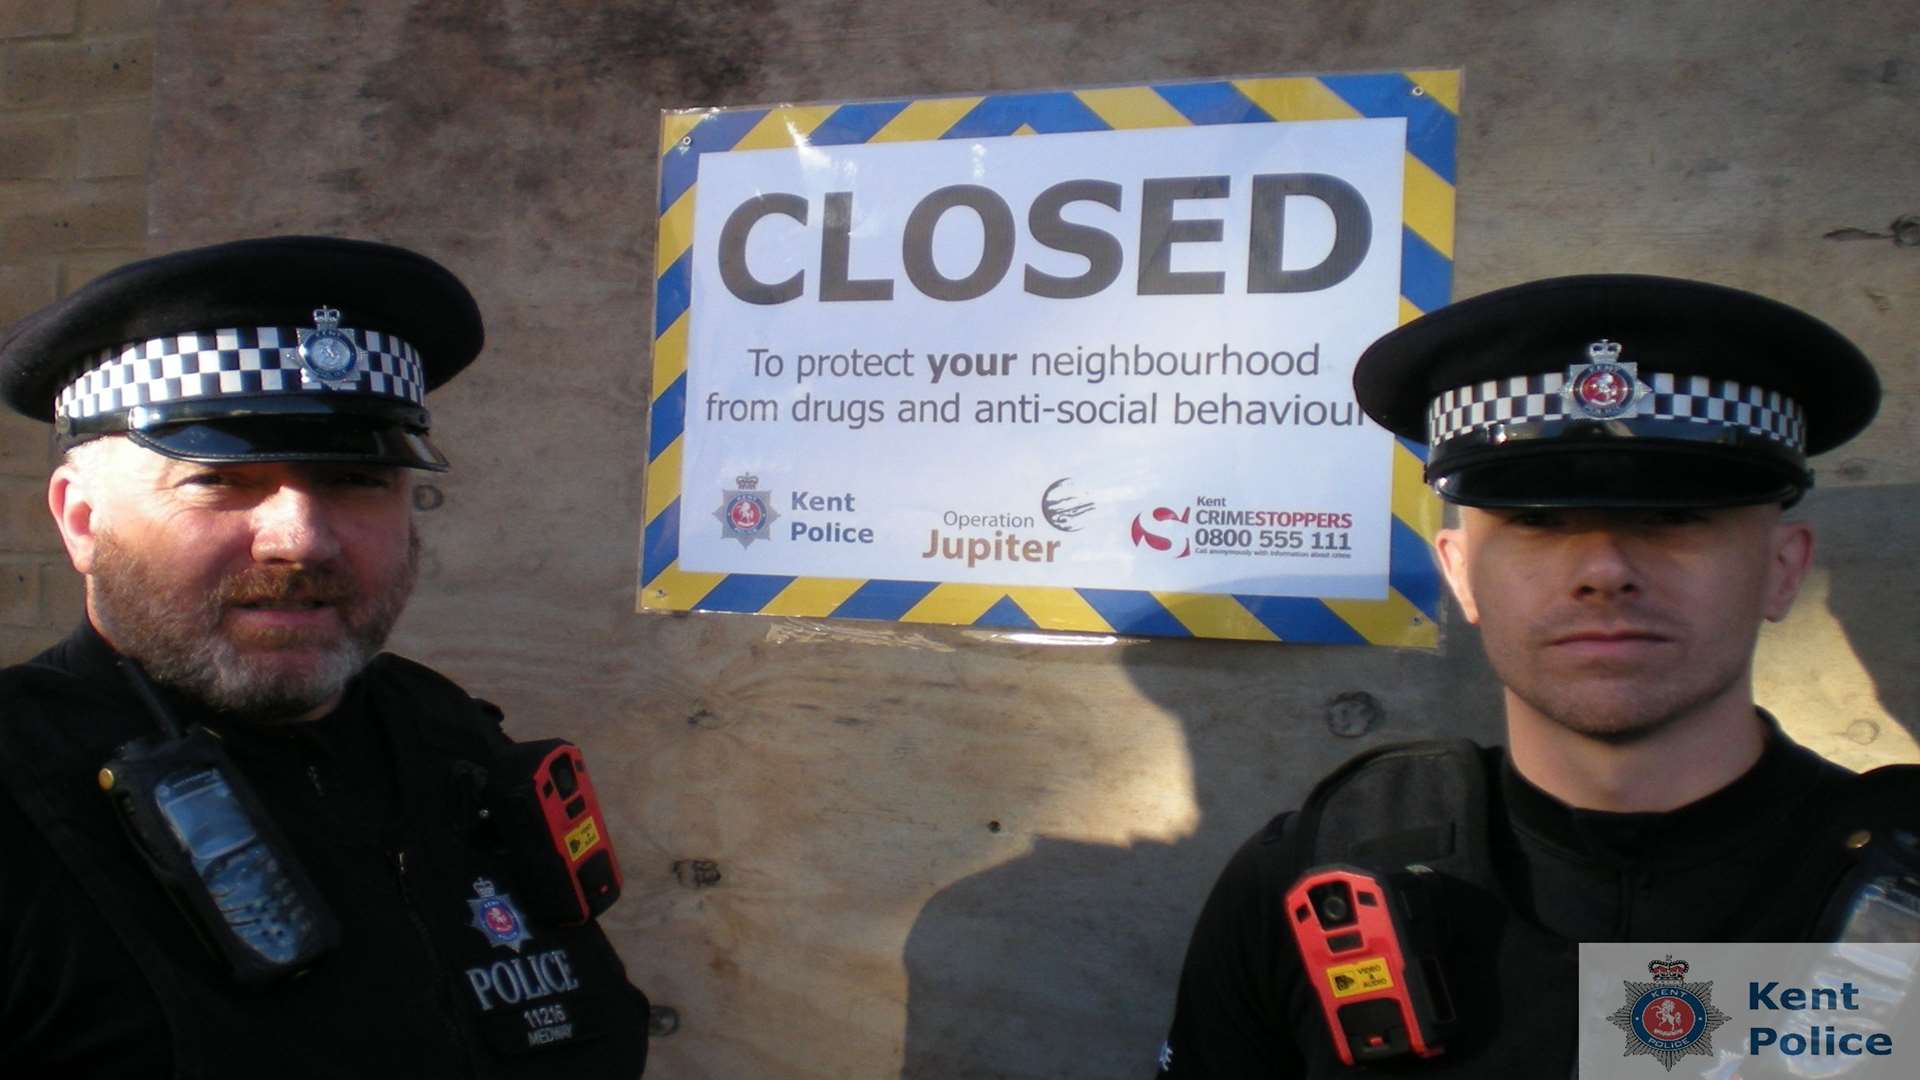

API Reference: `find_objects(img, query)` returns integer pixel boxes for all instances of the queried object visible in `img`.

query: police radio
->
[486,739,622,924]
[1285,865,1455,1065]
[99,661,340,984]
[1816,829,1920,944]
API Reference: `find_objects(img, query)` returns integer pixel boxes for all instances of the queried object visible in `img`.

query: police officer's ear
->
[47,454,102,576]
[1762,517,1815,624]
[1433,524,1479,624]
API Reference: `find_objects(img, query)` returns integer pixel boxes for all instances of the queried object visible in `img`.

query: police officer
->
[0,237,650,1077]
[1156,275,1920,1076]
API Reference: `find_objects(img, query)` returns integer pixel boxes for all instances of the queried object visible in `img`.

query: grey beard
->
[89,528,420,722]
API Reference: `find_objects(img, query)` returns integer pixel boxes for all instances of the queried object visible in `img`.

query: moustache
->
[218,566,356,609]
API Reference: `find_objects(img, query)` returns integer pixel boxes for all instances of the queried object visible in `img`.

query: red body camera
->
[1285,865,1453,1065]
[491,739,623,924]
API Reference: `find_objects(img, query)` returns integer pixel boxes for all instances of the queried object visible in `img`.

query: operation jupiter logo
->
[920,509,1061,568]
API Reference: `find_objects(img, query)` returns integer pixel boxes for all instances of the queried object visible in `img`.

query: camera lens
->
[1306,881,1358,928]
[550,756,579,798]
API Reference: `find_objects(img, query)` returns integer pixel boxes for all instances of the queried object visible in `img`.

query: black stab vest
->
[1281,740,1578,1077]
[1279,738,1917,1078]
[0,650,649,1079]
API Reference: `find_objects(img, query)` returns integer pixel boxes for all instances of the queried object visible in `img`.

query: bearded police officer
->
[0,237,650,1077]
[1156,275,1920,1077]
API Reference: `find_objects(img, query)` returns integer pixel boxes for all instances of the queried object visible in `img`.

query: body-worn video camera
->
[1285,864,1455,1065]
[487,739,623,924]
[100,726,341,984]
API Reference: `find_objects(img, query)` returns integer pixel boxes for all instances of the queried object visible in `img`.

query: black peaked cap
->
[0,236,484,471]
[0,235,483,420]
[1353,275,1879,508]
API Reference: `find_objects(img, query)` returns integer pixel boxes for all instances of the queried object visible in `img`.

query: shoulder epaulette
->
[1292,738,1497,890]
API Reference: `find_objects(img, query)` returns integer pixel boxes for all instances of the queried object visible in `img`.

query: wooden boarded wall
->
[4,2,1918,1076]
[0,0,153,659]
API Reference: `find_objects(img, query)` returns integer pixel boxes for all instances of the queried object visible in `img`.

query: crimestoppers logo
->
[1130,506,1190,559]
[1607,954,1730,1071]
[714,473,779,548]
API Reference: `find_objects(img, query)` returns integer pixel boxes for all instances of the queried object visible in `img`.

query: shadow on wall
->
[898,627,1502,1079]
[1803,481,1920,750]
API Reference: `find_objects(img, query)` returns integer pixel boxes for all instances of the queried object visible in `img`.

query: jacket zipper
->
[389,844,488,1076]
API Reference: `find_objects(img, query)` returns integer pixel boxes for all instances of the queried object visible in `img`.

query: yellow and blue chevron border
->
[642,71,1457,645]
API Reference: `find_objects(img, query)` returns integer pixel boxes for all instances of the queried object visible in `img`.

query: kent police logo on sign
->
[467,877,534,953]
[714,473,778,548]
[1607,954,1731,1071]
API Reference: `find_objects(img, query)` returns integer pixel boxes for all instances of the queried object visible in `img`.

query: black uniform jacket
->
[1157,728,1920,1078]
[0,623,650,1079]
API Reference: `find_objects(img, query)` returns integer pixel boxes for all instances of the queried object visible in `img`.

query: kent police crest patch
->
[1606,954,1729,1071]
[714,472,778,548]
[468,877,534,953]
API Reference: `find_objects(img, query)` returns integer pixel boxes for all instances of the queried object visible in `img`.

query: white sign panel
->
[678,118,1405,600]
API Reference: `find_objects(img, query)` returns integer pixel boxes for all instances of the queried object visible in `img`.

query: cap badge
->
[1563,340,1646,420]
[292,305,360,384]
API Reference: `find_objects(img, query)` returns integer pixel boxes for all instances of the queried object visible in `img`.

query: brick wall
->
[0,0,155,660]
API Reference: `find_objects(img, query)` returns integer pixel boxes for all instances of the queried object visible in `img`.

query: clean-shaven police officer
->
[1157,275,1919,1076]
[0,237,651,1077]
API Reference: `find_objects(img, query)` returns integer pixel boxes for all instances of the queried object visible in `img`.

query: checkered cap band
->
[55,327,426,422]
[1427,370,1806,453]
